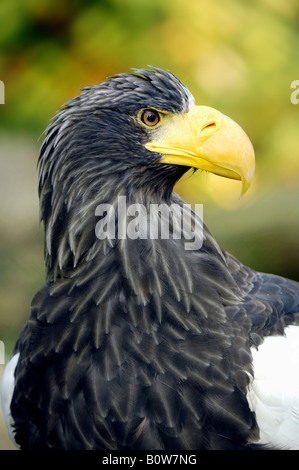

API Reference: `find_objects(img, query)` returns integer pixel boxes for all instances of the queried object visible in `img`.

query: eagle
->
[2,67,299,450]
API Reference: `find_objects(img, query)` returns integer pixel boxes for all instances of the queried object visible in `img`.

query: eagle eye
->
[140,109,161,128]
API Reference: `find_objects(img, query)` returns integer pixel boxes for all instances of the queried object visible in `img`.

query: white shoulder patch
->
[0,353,20,448]
[247,325,299,450]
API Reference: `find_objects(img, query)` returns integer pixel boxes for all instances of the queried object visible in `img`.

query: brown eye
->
[140,109,160,127]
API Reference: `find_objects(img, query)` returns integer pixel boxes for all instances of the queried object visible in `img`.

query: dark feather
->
[8,68,299,450]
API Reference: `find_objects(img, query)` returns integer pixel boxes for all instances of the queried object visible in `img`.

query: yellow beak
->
[145,105,255,196]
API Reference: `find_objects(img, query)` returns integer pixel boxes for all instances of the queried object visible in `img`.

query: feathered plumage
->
[2,68,299,450]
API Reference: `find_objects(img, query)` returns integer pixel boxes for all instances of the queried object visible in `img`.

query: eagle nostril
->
[201,122,217,132]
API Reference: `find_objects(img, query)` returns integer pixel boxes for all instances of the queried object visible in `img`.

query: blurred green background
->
[0,0,299,449]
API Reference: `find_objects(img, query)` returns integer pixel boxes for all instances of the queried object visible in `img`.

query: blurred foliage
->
[0,0,299,346]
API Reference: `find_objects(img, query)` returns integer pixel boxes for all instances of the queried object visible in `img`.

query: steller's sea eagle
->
[2,67,299,450]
